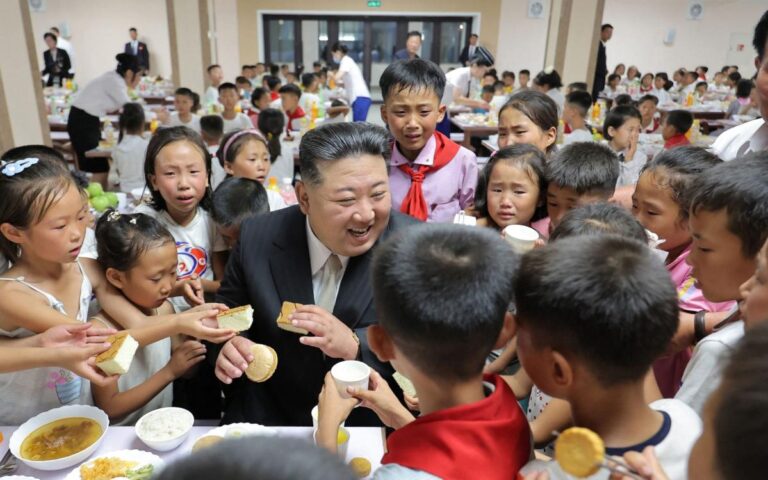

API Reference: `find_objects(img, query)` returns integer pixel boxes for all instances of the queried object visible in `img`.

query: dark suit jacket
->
[459,44,477,66]
[592,41,607,99]
[124,41,150,70]
[42,49,72,86]
[215,206,419,426]
[393,49,417,61]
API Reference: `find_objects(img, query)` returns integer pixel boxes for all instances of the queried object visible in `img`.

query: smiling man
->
[214,122,417,426]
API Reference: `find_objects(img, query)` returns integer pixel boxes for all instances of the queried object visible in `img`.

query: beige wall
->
[30,0,172,86]
[211,0,241,78]
[561,0,603,85]
[496,0,550,74]
[172,0,207,94]
[236,0,501,65]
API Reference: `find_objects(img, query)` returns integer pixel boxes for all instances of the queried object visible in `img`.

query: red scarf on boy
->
[664,133,690,149]
[397,131,460,221]
[381,374,531,480]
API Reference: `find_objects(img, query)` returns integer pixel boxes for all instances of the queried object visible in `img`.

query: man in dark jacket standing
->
[125,27,149,73]
[592,24,613,99]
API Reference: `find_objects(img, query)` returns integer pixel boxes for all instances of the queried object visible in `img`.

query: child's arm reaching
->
[502,367,535,400]
[92,340,207,421]
[121,304,236,347]
[316,371,359,454]
[530,398,572,447]
[484,337,518,375]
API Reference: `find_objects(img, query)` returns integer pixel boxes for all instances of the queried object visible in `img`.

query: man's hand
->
[350,370,415,429]
[290,305,359,360]
[215,336,255,384]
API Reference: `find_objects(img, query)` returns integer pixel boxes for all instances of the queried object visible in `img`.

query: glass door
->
[370,20,398,87]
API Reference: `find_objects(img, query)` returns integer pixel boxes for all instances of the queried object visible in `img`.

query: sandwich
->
[275,301,308,335]
[217,305,253,332]
[245,344,278,383]
[95,332,139,375]
[392,371,417,398]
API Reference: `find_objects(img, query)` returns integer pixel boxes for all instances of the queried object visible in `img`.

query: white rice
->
[138,408,193,441]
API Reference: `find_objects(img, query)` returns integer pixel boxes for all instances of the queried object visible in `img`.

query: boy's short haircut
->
[301,73,316,89]
[603,105,641,141]
[278,83,302,98]
[265,75,281,90]
[695,81,708,90]
[689,152,768,258]
[119,102,145,134]
[211,177,270,228]
[481,85,495,95]
[493,81,505,91]
[565,90,592,116]
[550,203,648,243]
[200,115,224,138]
[519,69,530,76]
[664,110,694,135]
[235,76,250,85]
[728,71,742,83]
[502,70,515,79]
[269,64,280,76]
[686,71,699,81]
[373,224,519,381]
[207,64,221,73]
[637,94,659,106]
[218,82,237,94]
[312,61,322,68]
[753,9,768,60]
[379,58,446,103]
[174,87,195,101]
[567,82,588,92]
[736,79,754,98]
[547,142,619,196]
[613,94,634,107]
[514,235,679,386]
[607,73,621,84]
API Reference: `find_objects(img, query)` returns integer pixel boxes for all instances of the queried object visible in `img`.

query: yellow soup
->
[21,417,102,461]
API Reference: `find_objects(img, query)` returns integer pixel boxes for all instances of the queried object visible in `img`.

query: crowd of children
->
[0,9,767,480]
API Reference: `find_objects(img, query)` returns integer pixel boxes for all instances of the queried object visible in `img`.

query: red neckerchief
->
[381,374,531,480]
[644,118,660,133]
[664,133,690,149]
[270,91,279,101]
[285,106,306,134]
[396,131,460,221]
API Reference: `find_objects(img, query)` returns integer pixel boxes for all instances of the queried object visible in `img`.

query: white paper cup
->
[330,361,371,399]
[502,225,540,254]
[311,404,345,431]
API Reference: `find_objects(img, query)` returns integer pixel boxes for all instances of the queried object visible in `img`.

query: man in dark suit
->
[393,31,422,61]
[214,122,418,426]
[125,27,149,73]
[459,33,479,66]
[592,24,613,99]
[42,32,72,87]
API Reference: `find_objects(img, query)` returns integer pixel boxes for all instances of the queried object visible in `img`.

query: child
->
[532,69,564,115]
[725,79,754,118]
[325,98,349,124]
[204,64,224,107]
[562,90,594,144]
[256,108,293,182]
[661,110,694,149]
[675,153,768,415]
[640,72,654,93]
[614,63,626,78]
[477,84,495,112]
[517,235,701,480]
[235,76,252,100]
[248,87,271,128]
[216,129,288,212]
[159,87,201,133]
[317,225,531,479]
[603,105,646,186]
[518,69,530,91]
[637,94,660,133]
[113,102,149,193]
[549,201,648,242]
[211,177,270,248]
[652,72,671,105]
[92,211,206,424]
[493,81,505,96]
[200,115,226,189]
[537,142,619,237]
[602,73,621,99]
[264,75,281,101]
[695,81,708,98]
[497,90,558,153]
[622,65,640,85]
[473,144,547,231]
[380,59,478,222]
[137,126,228,311]
[502,70,515,94]
[726,71,742,94]
[277,84,308,132]
[614,93,634,107]
[631,147,734,398]
[299,73,321,115]
[217,83,252,134]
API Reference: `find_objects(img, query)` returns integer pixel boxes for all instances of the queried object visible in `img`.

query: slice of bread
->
[275,301,308,335]
[217,305,253,332]
[245,344,278,382]
[392,371,417,398]
[96,332,139,375]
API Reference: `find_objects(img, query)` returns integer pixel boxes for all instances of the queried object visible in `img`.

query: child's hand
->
[215,336,254,384]
[58,343,118,387]
[627,129,640,160]
[175,307,235,344]
[39,323,117,348]
[167,340,207,378]
[156,108,170,123]
[180,276,205,306]
[608,446,669,480]
[350,370,415,429]
[318,371,359,427]
[403,393,420,412]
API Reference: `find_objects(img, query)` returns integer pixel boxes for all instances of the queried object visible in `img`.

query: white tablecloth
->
[0,425,385,479]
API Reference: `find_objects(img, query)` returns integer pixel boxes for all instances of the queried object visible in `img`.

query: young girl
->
[613,63,626,78]
[640,72,654,93]
[217,129,288,211]
[257,108,293,183]
[113,102,149,193]
[631,147,735,398]
[91,211,206,424]
[137,126,228,311]
[158,88,201,133]
[473,144,547,231]
[248,87,271,128]
[603,105,646,187]
[497,90,558,154]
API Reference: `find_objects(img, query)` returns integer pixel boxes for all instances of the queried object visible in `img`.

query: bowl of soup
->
[9,405,109,471]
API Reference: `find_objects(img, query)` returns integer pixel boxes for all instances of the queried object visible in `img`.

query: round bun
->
[245,344,278,383]
[555,427,605,478]
[192,434,224,453]
[349,457,371,478]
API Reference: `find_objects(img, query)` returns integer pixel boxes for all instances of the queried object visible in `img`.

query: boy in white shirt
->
[158,87,200,133]
[562,91,594,145]
[299,72,321,117]
[204,64,224,108]
[113,103,149,193]
[218,83,253,133]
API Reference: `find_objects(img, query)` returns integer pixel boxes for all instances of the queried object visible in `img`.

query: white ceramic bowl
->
[135,407,194,452]
[9,405,109,471]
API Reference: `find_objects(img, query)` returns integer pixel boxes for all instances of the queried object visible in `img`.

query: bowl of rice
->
[135,407,194,452]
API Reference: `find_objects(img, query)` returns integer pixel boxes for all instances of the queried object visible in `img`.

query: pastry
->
[217,305,253,332]
[95,332,139,375]
[245,344,278,382]
[555,427,605,478]
[349,457,371,478]
[275,301,308,335]
[392,371,416,398]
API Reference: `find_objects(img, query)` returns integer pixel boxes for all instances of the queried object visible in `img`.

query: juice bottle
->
[267,177,280,192]
[150,118,159,133]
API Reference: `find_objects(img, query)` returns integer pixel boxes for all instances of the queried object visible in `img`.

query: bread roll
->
[245,344,278,382]
[217,305,253,332]
[275,301,308,335]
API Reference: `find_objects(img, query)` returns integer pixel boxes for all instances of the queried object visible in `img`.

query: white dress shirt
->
[305,217,349,307]
[710,118,767,161]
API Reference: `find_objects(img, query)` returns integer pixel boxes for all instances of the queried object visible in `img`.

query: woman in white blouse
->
[67,53,141,188]
[331,43,371,122]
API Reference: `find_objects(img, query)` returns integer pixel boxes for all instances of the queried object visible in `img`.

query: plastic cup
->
[502,225,539,254]
[330,361,370,399]
[311,404,345,431]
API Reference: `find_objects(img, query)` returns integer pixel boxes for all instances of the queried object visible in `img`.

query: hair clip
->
[543,65,555,75]
[1,157,39,177]
[107,210,121,222]
[129,218,137,225]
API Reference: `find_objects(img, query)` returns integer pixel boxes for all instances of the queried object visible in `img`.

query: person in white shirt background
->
[331,42,371,122]
[651,72,672,105]
[446,51,494,109]
[49,26,75,78]
[112,102,149,193]
[562,91,595,145]
[299,73,321,117]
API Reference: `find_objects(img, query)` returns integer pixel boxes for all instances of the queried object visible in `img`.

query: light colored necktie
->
[316,254,342,312]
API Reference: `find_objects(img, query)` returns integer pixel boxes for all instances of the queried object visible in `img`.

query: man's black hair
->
[753,9,768,60]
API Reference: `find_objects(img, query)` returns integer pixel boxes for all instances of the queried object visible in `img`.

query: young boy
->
[562,90,594,144]
[200,114,226,188]
[277,84,308,133]
[637,94,660,133]
[264,75,282,101]
[662,110,693,149]
[602,73,621,98]
[501,70,515,94]
[324,99,349,124]
[380,59,478,222]
[158,87,200,133]
[518,69,530,91]
[533,142,619,238]
[517,235,702,480]
[317,225,531,479]
[675,153,768,415]
[204,64,224,107]
[299,73,321,117]
[218,83,253,133]
[235,76,252,100]
[476,84,495,112]
[211,177,270,248]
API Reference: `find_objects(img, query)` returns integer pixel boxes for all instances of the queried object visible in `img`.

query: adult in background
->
[592,24,612,100]
[393,31,422,61]
[213,122,417,426]
[459,33,479,66]
[41,32,72,87]
[331,43,371,122]
[67,54,141,188]
[124,27,150,73]
[50,26,75,78]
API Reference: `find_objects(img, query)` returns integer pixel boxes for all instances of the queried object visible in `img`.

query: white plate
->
[4,476,42,480]
[206,423,278,439]
[63,449,163,480]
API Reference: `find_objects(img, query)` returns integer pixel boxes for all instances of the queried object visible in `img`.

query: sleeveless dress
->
[0,261,93,425]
